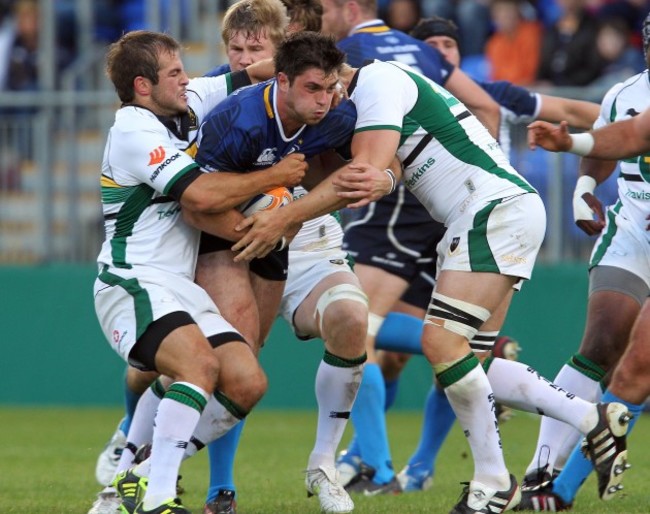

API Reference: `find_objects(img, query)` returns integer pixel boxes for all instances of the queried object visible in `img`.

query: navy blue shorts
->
[343,186,445,309]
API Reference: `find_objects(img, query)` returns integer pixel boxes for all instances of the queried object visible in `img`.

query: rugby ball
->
[238,187,293,217]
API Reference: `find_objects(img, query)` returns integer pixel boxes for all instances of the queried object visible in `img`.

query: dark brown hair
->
[106,30,181,103]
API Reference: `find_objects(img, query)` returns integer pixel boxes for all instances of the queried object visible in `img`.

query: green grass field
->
[1,407,647,513]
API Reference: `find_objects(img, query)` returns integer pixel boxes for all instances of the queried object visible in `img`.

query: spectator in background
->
[0,0,75,186]
[590,16,646,89]
[485,0,542,86]
[1,0,75,95]
[420,0,491,56]
[5,0,39,95]
[597,0,650,49]
[386,0,420,32]
[536,0,607,86]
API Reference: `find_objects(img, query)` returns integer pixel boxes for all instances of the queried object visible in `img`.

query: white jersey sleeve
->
[352,62,418,132]
[186,75,232,124]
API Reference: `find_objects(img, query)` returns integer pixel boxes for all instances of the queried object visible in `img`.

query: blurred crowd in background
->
[2,0,649,95]
[1,0,649,263]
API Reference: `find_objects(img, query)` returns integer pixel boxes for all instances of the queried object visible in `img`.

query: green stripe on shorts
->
[98,266,154,341]
[468,200,500,273]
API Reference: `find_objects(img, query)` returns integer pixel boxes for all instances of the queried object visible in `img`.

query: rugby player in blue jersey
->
[193,31,391,514]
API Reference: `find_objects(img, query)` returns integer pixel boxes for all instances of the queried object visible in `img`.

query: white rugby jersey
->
[97,75,235,278]
[289,185,343,252]
[349,60,535,226]
[594,70,650,241]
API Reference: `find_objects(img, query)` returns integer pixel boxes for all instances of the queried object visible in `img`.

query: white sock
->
[184,395,242,458]
[524,363,602,474]
[487,358,597,430]
[444,365,510,489]
[117,387,161,475]
[308,359,363,470]
[142,382,209,510]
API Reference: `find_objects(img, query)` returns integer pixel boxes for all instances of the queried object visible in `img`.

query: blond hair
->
[222,0,289,48]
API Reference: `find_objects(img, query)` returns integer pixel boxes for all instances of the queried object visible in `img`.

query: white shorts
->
[590,208,650,290]
[436,193,546,281]
[93,266,241,366]
[279,247,356,337]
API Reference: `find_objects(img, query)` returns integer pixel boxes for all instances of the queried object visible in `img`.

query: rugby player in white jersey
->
[231,45,633,513]
[90,30,306,514]
[522,29,650,505]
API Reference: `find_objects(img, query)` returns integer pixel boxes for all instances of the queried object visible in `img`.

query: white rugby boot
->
[306,465,354,513]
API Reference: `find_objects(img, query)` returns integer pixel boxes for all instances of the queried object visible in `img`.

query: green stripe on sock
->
[214,390,248,419]
[323,350,367,368]
[150,378,166,399]
[482,355,494,373]
[165,383,207,413]
[437,353,480,388]
[568,353,607,382]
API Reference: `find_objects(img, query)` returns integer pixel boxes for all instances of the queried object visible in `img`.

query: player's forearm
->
[562,100,599,130]
[571,123,647,160]
[186,170,296,214]
[182,208,244,241]
[577,156,617,184]
[283,173,347,224]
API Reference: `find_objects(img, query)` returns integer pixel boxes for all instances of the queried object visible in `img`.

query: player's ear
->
[134,76,153,97]
[277,72,290,92]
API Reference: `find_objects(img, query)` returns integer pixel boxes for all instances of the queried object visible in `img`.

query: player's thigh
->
[579,290,641,369]
[435,269,517,316]
[581,222,650,365]
[250,272,285,347]
[355,263,410,315]
[195,250,260,346]
[154,323,219,387]
[609,298,650,402]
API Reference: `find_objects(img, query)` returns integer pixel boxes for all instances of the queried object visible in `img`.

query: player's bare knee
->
[223,363,267,411]
[317,284,368,351]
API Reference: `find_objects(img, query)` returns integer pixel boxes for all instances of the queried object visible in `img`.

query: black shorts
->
[342,185,445,282]
[199,233,288,281]
[401,269,435,310]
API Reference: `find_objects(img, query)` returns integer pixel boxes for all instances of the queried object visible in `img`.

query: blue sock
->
[342,433,361,463]
[407,385,455,475]
[118,376,143,435]
[342,378,399,465]
[206,420,245,502]
[384,378,399,411]
[553,391,643,504]
[375,312,423,354]
[351,363,394,483]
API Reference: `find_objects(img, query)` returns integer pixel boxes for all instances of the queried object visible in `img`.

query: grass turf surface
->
[0,407,647,513]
